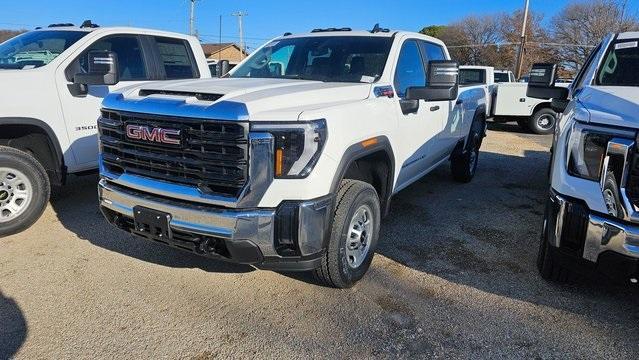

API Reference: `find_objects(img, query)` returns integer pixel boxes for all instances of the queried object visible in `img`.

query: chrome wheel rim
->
[346,204,373,269]
[0,168,33,223]
[603,188,618,217]
[537,114,555,130]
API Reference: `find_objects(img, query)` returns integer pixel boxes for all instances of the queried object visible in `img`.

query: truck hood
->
[578,86,639,128]
[114,77,373,121]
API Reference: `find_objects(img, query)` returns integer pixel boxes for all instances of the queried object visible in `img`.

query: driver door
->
[56,35,152,169]
[393,39,445,190]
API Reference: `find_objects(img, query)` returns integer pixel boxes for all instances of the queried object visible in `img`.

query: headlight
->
[566,122,631,181]
[251,119,327,178]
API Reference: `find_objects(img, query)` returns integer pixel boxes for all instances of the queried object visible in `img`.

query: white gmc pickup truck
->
[97,27,488,288]
[529,32,639,283]
[0,22,210,236]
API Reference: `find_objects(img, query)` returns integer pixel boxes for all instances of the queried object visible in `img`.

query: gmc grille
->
[98,110,248,198]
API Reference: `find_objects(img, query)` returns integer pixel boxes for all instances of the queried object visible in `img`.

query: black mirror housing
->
[529,63,557,88]
[406,60,459,102]
[74,50,119,86]
[217,60,230,77]
[526,63,569,102]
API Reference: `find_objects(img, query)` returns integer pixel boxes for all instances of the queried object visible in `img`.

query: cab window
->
[75,35,148,81]
[394,40,426,98]
[154,36,199,79]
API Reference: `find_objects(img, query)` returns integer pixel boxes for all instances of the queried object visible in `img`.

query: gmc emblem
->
[125,124,182,146]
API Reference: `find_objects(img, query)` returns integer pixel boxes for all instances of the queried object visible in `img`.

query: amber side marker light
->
[361,137,379,148]
[275,148,284,177]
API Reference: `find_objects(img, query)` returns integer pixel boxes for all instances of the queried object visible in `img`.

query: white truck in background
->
[459,65,562,134]
[96,27,489,288]
[0,21,211,236]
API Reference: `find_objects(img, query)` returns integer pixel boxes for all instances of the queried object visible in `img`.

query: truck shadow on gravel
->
[0,290,27,359]
[376,148,639,319]
[50,175,253,274]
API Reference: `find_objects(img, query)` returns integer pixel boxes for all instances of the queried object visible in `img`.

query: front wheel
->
[314,179,381,288]
[529,108,557,135]
[0,146,50,237]
[537,196,575,282]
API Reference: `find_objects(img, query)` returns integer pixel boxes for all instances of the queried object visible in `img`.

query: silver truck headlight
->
[566,122,628,181]
[251,119,327,178]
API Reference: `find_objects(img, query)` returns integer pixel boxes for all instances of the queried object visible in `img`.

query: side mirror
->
[406,60,459,102]
[74,50,119,86]
[526,63,569,102]
[217,60,230,77]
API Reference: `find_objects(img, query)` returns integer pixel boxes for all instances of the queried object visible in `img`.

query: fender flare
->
[0,117,66,178]
[330,135,396,215]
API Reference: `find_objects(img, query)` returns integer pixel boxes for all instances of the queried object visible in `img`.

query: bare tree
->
[500,10,558,73]
[0,29,25,43]
[552,0,639,72]
[438,15,502,65]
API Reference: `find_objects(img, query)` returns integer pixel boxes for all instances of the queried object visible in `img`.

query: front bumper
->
[548,190,639,279]
[98,178,334,271]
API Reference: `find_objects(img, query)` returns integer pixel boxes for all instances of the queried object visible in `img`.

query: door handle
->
[430,106,440,112]
[456,99,464,105]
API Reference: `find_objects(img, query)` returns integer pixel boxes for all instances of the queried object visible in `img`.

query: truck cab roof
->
[279,29,446,47]
[32,25,197,40]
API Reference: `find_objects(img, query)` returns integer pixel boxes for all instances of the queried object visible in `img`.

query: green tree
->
[420,25,447,38]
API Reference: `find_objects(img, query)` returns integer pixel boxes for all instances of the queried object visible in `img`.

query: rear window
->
[155,37,198,79]
[459,69,485,85]
[597,40,639,86]
[494,72,510,83]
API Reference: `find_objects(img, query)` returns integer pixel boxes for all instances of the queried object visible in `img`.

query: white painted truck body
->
[0,26,210,173]
[95,29,488,285]
[535,32,639,283]
[0,25,210,235]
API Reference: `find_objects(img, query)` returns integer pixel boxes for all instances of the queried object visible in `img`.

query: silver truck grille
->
[98,110,248,197]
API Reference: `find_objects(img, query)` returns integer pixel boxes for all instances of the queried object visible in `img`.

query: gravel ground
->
[1,122,638,359]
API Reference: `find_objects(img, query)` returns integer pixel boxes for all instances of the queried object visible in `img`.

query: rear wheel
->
[0,146,50,237]
[451,117,484,183]
[529,108,557,135]
[314,179,381,288]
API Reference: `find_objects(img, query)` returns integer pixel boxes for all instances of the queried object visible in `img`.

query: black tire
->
[0,146,50,237]
[451,116,484,183]
[602,172,623,219]
[537,196,575,282]
[314,179,381,288]
[528,107,557,135]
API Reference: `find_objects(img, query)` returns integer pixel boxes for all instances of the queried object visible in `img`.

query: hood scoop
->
[138,89,223,102]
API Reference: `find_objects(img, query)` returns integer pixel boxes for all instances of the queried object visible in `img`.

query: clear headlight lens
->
[567,124,611,180]
[251,119,327,178]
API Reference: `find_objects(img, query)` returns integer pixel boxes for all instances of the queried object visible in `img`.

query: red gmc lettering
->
[125,125,181,145]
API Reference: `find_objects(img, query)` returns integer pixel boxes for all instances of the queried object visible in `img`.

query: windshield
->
[0,30,88,69]
[597,40,639,86]
[231,36,393,83]
[494,72,510,83]
[459,69,486,85]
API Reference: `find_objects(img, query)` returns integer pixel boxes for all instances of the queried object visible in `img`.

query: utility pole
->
[189,0,197,36]
[514,0,530,80]
[219,15,222,63]
[232,11,248,59]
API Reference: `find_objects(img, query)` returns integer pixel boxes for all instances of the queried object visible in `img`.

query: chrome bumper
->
[552,192,639,262]
[98,178,333,270]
